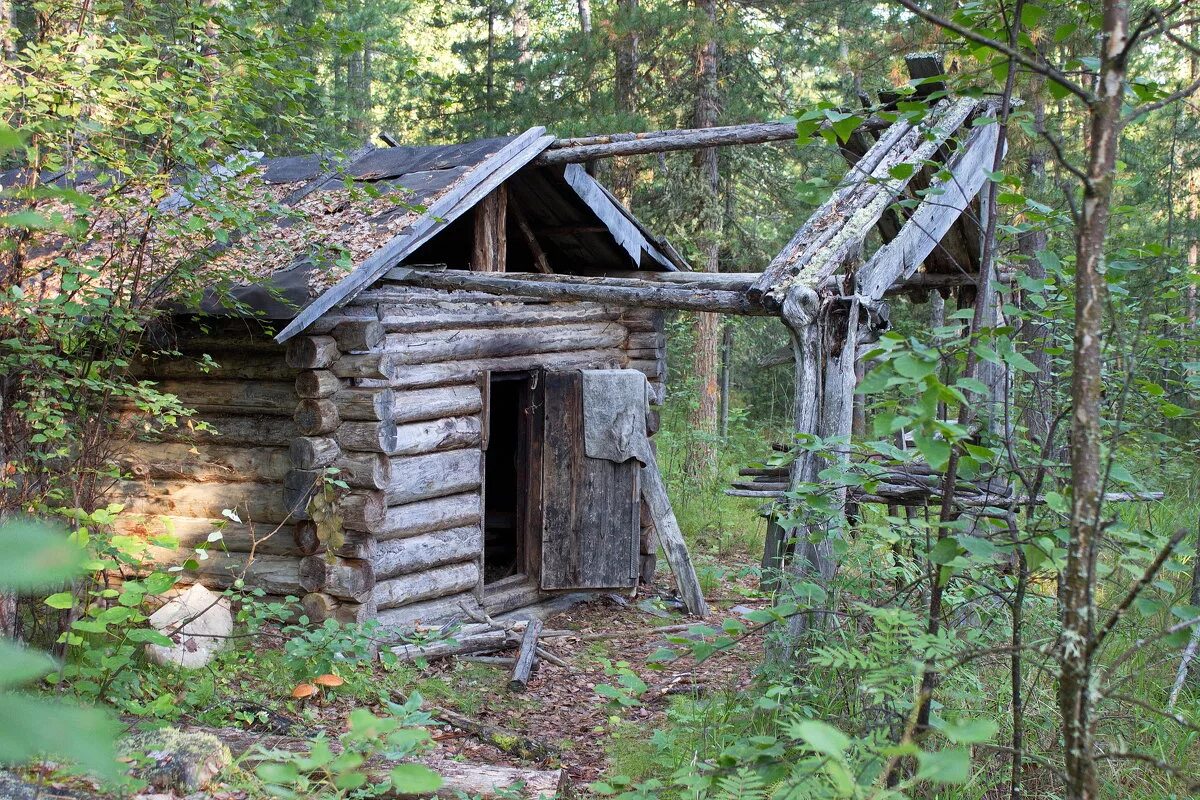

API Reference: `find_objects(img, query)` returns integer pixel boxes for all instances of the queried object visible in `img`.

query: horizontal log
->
[376,301,622,333]
[374,561,480,610]
[387,449,482,505]
[393,385,483,424]
[536,119,888,165]
[629,359,663,379]
[332,451,390,490]
[115,442,291,483]
[379,492,482,542]
[141,547,304,596]
[390,416,482,457]
[331,320,385,353]
[298,306,378,335]
[374,525,483,580]
[384,269,770,316]
[330,352,400,381]
[110,479,290,524]
[290,436,341,470]
[295,369,341,399]
[299,555,375,602]
[115,514,300,556]
[354,286,554,305]
[378,348,623,391]
[301,591,376,624]
[626,331,665,350]
[336,420,400,454]
[132,353,297,382]
[383,323,627,366]
[144,414,299,447]
[147,380,297,416]
[294,398,340,436]
[286,335,339,370]
[333,388,395,421]
[391,627,515,660]
[375,590,481,631]
[337,490,387,532]
[293,520,376,560]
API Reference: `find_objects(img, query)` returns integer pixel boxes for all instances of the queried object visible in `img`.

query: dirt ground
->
[412,573,768,786]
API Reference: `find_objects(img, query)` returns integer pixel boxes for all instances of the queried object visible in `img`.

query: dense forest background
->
[3,0,1200,798]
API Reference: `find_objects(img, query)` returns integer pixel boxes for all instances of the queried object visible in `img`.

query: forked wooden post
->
[640,449,709,618]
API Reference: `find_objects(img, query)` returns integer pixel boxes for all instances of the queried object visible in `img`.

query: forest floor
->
[276,566,768,791]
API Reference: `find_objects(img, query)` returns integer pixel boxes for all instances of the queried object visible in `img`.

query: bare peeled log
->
[386,348,622,390]
[391,416,482,456]
[393,384,483,424]
[373,561,480,610]
[387,449,482,505]
[115,442,291,483]
[337,420,401,454]
[382,322,627,366]
[375,591,481,631]
[110,479,291,525]
[374,525,483,580]
[375,299,620,333]
[149,380,297,416]
[115,514,300,556]
[144,414,299,447]
[141,547,304,597]
[299,555,376,602]
[378,493,482,542]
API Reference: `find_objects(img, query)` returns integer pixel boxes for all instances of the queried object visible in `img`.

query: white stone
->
[144,584,232,669]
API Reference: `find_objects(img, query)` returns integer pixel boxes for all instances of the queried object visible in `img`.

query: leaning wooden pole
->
[640,449,709,618]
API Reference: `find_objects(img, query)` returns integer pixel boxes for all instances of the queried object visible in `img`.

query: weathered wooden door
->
[540,370,641,590]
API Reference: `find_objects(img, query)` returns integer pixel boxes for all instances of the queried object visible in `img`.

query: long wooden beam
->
[535,118,889,166]
[383,267,772,315]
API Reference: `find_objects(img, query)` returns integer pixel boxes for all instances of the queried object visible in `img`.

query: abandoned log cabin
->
[100,128,695,628]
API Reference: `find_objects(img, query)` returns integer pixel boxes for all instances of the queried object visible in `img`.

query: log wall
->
[114,277,669,629]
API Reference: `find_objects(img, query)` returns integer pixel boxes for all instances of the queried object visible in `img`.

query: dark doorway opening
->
[483,373,532,585]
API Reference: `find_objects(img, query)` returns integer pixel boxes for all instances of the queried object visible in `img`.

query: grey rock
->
[119,728,230,792]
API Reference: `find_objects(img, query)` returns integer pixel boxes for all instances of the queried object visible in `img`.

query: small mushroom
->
[313,674,344,689]
[292,682,319,700]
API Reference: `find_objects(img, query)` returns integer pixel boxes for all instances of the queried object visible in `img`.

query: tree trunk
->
[1060,4,1127,799]
[576,0,591,34]
[685,0,721,480]
[511,0,529,93]
[611,0,639,206]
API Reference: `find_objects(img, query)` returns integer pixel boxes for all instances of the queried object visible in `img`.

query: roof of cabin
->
[2,126,686,342]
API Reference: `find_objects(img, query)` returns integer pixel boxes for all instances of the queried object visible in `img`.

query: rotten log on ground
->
[176,724,565,799]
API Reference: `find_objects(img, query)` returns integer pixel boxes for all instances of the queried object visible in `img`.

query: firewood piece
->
[295,369,341,399]
[508,619,542,692]
[331,320,385,353]
[534,646,569,668]
[286,335,339,369]
[640,450,709,617]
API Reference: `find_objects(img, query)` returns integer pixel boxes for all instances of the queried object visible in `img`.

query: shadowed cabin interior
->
[483,372,534,586]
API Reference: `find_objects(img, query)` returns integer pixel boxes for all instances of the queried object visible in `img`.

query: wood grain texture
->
[378,492,483,542]
[539,370,640,591]
[374,561,481,609]
[374,525,483,580]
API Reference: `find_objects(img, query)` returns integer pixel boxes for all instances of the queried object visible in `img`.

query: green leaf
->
[888,163,916,180]
[915,748,970,784]
[0,519,84,592]
[0,692,121,779]
[1020,5,1047,26]
[257,762,301,785]
[938,717,998,744]
[792,719,849,756]
[0,640,58,688]
[928,537,960,565]
[44,591,75,609]
[390,763,443,794]
[893,353,936,380]
[913,433,950,470]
